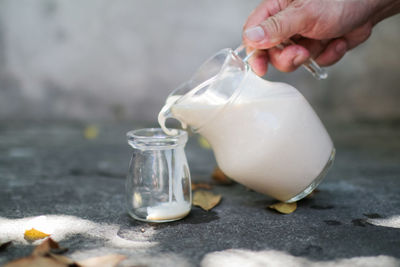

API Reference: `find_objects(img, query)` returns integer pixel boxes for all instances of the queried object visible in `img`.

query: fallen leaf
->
[268,202,297,214]
[306,189,320,199]
[78,254,126,267]
[4,255,69,267]
[46,254,76,265]
[83,125,99,140]
[191,182,212,190]
[4,237,125,267]
[24,228,50,242]
[193,190,221,211]
[33,238,67,256]
[212,167,233,185]
[0,241,12,252]
[197,136,211,149]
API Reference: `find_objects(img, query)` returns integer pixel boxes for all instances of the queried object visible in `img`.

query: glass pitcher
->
[159,48,335,203]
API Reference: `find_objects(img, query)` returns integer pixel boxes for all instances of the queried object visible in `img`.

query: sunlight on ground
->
[201,249,400,267]
[2,214,400,266]
[0,214,156,248]
[367,215,400,229]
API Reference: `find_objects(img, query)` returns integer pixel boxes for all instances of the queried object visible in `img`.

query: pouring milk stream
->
[158,47,334,202]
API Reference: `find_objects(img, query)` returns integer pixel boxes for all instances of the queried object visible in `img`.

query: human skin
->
[243,0,400,76]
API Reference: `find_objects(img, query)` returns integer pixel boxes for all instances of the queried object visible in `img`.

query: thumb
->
[244,7,309,49]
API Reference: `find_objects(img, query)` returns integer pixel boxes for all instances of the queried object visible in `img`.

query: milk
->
[145,143,191,221]
[146,201,191,221]
[159,70,333,201]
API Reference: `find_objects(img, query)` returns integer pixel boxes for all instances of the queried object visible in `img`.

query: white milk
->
[146,201,191,221]
[144,142,191,221]
[159,71,333,201]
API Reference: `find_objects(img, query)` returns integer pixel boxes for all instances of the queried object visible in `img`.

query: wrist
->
[369,0,400,25]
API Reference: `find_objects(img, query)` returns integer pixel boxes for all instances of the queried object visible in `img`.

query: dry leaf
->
[268,202,297,214]
[0,241,12,252]
[193,190,221,211]
[197,136,211,149]
[4,255,69,267]
[4,237,125,267]
[24,228,50,242]
[33,238,67,256]
[5,238,72,267]
[305,189,320,199]
[191,182,212,191]
[212,167,233,185]
[46,254,76,265]
[78,254,126,267]
[33,238,56,256]
[83,125,99,140]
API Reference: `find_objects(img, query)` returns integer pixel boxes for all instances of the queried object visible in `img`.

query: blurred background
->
[0,0,399,123]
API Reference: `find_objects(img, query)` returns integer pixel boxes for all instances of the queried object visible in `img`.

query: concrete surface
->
[0,120,399,266]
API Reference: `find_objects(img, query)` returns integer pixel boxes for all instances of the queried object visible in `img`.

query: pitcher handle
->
[236,41,328,80]
[234,45,256,62]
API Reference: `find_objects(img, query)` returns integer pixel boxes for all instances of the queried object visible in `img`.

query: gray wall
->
[0,0,399,122]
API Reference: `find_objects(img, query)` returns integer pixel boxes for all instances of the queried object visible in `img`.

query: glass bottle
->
[126,128,191,222]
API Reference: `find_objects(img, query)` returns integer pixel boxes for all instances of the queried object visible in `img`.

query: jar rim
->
[127,128,188,150]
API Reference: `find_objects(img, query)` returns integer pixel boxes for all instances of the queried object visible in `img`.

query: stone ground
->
[0,120,399,266]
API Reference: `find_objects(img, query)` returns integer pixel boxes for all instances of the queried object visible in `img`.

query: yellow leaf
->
[24,228,50,242]
[268,202,297,214]
[83,125,99,140]
[198,136,211,149]
[193,191,221,211]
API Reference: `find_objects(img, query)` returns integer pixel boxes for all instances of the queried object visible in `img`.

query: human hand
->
[243,0,400,76]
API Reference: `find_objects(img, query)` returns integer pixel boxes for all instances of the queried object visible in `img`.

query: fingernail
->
[336,42,347,54]
[293,54,307,67]
[244,26,265,42]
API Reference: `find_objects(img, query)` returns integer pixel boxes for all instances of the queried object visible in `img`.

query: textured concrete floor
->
[0,121,399,266]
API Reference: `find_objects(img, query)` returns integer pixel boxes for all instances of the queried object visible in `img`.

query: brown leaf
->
[305,189,320,199]
[193,190,221,211]
[191,182,212,191]
[6,232,125,267]
[24,228,50,242]
[78,254,126,267]
[4,255,69,267]
[0,241,12,252]
[33,238,62,256]
[268,202,297,214]
[5,238,74,267]
[34,239,73,266]
[212,167,233,185]
[46,254,76,265]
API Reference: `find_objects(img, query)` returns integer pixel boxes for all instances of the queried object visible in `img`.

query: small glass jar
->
[125,128,191,223]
